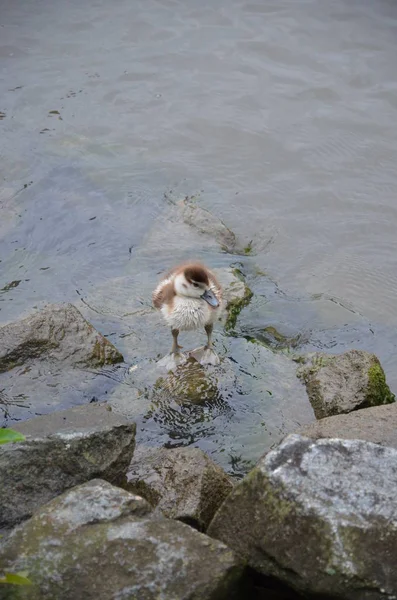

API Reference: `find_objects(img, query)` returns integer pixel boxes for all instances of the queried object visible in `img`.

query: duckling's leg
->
[205,323,214,349]
[171,328,183,353]
[158,328,187,370]
[189,324,220,366]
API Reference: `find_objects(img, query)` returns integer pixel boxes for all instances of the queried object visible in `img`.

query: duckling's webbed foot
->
[190,324,220,365]
[158,329,186,370]
[158,351,187,370]
[189,346,220,366]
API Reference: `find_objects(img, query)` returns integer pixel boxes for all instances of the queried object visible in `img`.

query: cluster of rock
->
[1,237,396,598]
[1,399,397,599]
[1,347,396,599]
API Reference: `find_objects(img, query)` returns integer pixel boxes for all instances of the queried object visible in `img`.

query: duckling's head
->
[174,265,219,307]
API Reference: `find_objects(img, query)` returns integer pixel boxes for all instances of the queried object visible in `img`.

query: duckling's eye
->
[192,282,199,288]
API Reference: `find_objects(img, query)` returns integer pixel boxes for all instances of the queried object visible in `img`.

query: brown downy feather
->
[152,281,175,309]
[184,265,209,285]
[161,261,208,282]
[152,261,222,309]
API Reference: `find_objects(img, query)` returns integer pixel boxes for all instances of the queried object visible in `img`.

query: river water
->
[1,0,397,474]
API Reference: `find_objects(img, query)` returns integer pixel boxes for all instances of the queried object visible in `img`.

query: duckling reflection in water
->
[152,262,223,369]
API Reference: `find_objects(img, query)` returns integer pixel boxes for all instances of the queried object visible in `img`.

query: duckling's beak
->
[201,289,219,307]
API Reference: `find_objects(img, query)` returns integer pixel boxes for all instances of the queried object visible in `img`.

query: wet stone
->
[0,303,123,373]
[0,303,125,427]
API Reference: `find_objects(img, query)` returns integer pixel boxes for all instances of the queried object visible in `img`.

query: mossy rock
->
[154,360,219,405]
[212,267,253,333]
[297,350,395,419]
[367,361,395,406]
[225,286,253,332]
[0,303,123,373]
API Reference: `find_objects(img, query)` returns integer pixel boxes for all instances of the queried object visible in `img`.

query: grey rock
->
[296,349,395,419]
[297,403,397,449]
[0,403,136,529]
[209,434,397,600]
[212,267,253,332]
[0,479,243,600]
[0,302,123,373]
[126,446,234,531]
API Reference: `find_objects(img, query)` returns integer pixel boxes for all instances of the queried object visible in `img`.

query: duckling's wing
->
[152,280,175,309]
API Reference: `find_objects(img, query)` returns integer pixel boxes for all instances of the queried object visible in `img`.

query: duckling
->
[153,261,223,369]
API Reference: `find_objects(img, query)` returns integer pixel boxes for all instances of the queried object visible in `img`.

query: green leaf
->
[0,429,25,445]
[0,572,32,585]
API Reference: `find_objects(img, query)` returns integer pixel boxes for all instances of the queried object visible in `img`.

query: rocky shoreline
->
[1,299,396,598]
[1,199,396,599]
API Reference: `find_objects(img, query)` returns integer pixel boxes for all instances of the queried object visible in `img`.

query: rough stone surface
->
[212,267,253,331]
[0,479,243,600]
[209,434,397,600]
[0,404,136,529]
[126,446,234,531]
[296,349,395,419]
[0,303,123,373]
[297,403,397,449]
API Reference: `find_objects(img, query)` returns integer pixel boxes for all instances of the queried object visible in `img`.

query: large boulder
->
[126,446,233,531]
[209,434,397,599]
[296,350,395,419]
[0,403,136,529]
[0,303,123,373]
[0,479,244,600]
[297,402,397,449]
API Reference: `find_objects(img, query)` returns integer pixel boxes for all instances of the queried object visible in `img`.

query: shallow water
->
[1,0,397,473]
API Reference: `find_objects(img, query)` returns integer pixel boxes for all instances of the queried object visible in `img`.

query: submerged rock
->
[0,303,123,373]
[177,196,237,253]
[126,446,233,531]
[0,404,135,529]
[246,325,303,351]
[296,402,397,449]
[296,349,395,419]
[209,434,397,599]
[154,359,222,405]
[0,479,243,600]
